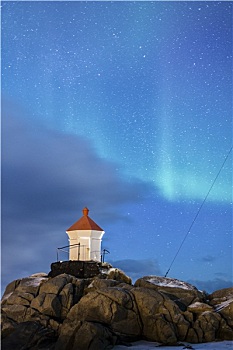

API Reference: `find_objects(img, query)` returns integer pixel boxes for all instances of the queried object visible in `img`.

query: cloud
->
[214,272,229,278]
[109,260,232,293]
[1,99,152,293]
[109,259,162,283]
[201,255,217,263]
[187,278,233,294]
[2,99,151,226]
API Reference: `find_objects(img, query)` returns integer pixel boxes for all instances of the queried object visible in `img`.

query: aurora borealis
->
[1,1,232,293]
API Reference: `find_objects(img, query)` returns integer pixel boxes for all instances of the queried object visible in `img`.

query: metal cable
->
[164,145,232,278]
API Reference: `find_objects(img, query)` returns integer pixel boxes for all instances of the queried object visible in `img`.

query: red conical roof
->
[66,207,104,232]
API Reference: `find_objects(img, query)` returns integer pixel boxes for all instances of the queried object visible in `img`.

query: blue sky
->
[1,1,232,294]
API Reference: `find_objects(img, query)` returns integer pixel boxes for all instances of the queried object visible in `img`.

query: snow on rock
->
[209,287,233,302]
[114,340,233,350]
[2,273,232,349]
[208,287,233,315]
[103,267,132,284]
[1,276,48,304]
[187,302,213,313]
[134,275,206,308]
[29,272,48,278]
[215,298,233,313]
[142,276,199,291]
[19,277,48,287]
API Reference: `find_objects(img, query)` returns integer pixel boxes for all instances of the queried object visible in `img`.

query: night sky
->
[2,1,232,294]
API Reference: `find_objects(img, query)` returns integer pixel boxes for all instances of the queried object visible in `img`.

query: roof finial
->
[83,207,89,216]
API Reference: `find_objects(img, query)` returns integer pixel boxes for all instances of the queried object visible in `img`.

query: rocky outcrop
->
[1,270,233,350]
[134,276,205,309]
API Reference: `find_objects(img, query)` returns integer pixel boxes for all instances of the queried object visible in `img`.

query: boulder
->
[39,274,73,294]
[209,287,233,333]
[208,287,233,305]
[187,302,213,314]
[135,276,205,308]
[105,268,132,284]
[64,286,142,338]
[4,291,34,306]
[1,304,28,323]
[1,274,84,336]
[190,311,222,343]
[1,279,21,305]
[54,319,82,350]
[132,287,191,344]
[30,292,62,318]
[1,272,233,348]
[132,287,177,344]
[1,313,17,338]
[15,276,48,296]
[1,321,57,350]
[217,316,233,340]
[85,278,121,293]
[215,298,233,329]
[55,321,116,350]
[24,307,51,328]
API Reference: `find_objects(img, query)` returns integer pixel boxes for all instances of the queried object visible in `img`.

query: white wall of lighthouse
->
[66,208,105,262]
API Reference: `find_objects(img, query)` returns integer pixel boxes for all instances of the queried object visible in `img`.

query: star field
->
[1,1,232,293]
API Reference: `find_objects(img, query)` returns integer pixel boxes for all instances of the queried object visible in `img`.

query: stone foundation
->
[48,260,101,278]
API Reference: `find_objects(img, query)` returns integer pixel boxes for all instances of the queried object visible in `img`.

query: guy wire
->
[164,145,232,278]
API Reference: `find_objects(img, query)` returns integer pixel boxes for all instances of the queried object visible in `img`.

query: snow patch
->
[1,292,13,303]
[215,298,233,312]
[29,272,48,278]
[146,276,197,290]
[114,340,233,349]
[20,277,48,287]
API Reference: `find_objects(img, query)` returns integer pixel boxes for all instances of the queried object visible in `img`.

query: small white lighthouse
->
[66,207,105,262]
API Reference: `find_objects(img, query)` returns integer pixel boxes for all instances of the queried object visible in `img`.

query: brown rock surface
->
[1,321,57,350]
[1,271,233,349]
[135,276,205,308]
[187,301,213,314]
